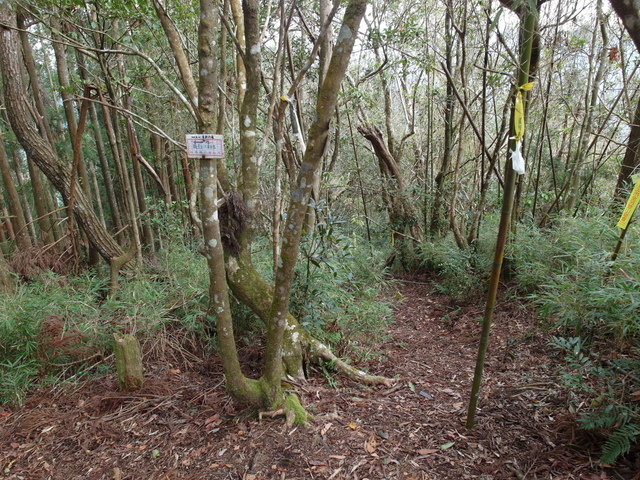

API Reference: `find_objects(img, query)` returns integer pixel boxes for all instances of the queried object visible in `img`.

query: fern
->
[600,423,640,465]
[579,404,635,430]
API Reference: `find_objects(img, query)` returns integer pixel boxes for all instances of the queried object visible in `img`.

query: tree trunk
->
[0,251,14,295]
[0,6,123,263]
[51,19,100,265]
[610,0,640,201]
[264,0,373,407]
[430,1,455,237]
[11,149,37,241]
[113,333,144,391]
[197,0,264,411]
[614,95,640,201]
[358,124,421,268]
[0,129,31,251]
[564,0,606,212]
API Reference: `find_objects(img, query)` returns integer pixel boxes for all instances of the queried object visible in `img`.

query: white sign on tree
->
[185,134,224,158]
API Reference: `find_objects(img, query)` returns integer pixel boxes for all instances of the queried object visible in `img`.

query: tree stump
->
[0,253,14,294]
[113,333,143,391]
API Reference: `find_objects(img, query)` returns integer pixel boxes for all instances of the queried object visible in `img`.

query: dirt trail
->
[0,277,633,479]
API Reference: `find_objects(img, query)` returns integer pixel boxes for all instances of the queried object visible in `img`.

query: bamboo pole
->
[466,5,538,429]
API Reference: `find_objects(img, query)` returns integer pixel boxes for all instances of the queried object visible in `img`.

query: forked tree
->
[193,0,390,421]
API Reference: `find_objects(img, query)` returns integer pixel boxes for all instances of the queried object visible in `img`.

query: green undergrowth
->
[529,216,640,465]
[0,242,209,405]
[415,217,497,300]
[411,213,640,465]
[0,213,395,406]
[289,209,394,362]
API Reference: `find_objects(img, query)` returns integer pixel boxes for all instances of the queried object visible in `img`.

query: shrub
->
[532,215,640,464]
[290,209,393,360]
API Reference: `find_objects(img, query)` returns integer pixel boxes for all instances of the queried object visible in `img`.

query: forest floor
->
[1,274,639,480]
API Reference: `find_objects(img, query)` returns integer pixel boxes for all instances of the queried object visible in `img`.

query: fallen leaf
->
[321,423,333,435]
[417,449,438,455]
[365,434,377,454]
[204,414,221,426]
[347,422,358,430]
[440,442,455,450]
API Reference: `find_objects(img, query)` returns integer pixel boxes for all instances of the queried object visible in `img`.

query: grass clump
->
[523,215,640,465]
[0,242,209,406]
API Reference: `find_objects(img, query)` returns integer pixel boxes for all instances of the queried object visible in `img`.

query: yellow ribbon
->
[617,174,640,230]
[513,82,534,142]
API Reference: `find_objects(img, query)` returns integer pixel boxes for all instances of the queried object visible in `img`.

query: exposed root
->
[307,336,393,387]
[258,393,308,426]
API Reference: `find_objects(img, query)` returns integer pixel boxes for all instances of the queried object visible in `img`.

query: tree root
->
[226,255,394,388]
[258,393,308,426]
[307,337,393,387]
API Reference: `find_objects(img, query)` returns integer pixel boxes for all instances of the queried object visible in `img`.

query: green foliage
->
[598,423,640,465]
[549,334,640,464]
[0,358,38,405]
[0,241,209,405]
[290,206,393,360]
[506,216,620,295]
[523,217,640,338]
[415,235,489,300]
[523,215,640,464]
[141,199,196,248]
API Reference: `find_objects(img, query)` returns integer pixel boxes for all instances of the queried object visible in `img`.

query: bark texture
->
[113,333,144,391]
[610,0,640,200]
[0,252,14,295]
[0,6,123,262]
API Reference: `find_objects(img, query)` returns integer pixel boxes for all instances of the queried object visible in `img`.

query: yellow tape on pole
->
[513,82,534,142]
[617,174,640,229]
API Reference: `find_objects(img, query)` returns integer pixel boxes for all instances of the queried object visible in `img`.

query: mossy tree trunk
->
[197,0,275,412]
[196,0,384,421]
[113,333,144,391]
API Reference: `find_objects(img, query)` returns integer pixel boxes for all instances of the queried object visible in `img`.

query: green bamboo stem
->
[466,5,538,429]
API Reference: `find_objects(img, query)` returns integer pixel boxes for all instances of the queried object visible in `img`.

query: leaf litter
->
[1,274,637,479]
